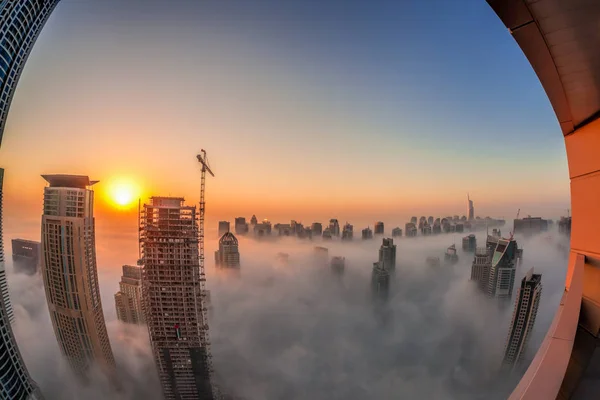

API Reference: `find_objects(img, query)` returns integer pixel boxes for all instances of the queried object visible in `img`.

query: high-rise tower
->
[0,169,44,399]
[467,194,474,221]
[114,265,145,325]
[40,175,116,379]
[371,262,390,301]
[502,269,542,369]
[329,219,340,237]
[0,0,62,144]
[487,238,518,299]
[215,232,241,268]
[140,197,214,400]
[378,238,396,272]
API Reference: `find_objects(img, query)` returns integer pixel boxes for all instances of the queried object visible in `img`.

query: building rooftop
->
[42,174,98,188]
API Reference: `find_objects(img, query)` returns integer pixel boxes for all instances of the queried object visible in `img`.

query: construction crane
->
[196,150,218,398]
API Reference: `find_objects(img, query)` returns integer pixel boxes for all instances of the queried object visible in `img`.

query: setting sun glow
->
[106,179,139,208]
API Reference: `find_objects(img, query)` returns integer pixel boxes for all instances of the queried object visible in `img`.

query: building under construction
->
[140,196,214,400]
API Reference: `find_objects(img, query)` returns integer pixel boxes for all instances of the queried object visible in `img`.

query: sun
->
[107,179,140,208]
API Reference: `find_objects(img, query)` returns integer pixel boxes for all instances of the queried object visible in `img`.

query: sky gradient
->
[0,0,569,235]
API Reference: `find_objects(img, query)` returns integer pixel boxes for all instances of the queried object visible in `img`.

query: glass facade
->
[0,0,61,145]
[0,169,44,400]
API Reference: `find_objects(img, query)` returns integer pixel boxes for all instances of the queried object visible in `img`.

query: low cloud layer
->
[5,230,569,399]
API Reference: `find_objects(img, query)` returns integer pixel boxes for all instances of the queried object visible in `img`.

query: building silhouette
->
[392,227,402,237]
[140,197,214,400]
[342,223,353,241]
[362,227,373,240]
[218,221,230,237]
[470,246,492,292]
[371,261,390,301]
[378,238,396,272]
[462,234,476,252]
[513,217,549,236]
[405,222,417,237]
[444,244,459,264]
[311,222,323,235]
[322,228,332,240]
[253,220,271,237]
[215,232,241,268]
[468,194,474,220]
[11,239,41,275]
[0,169,45,399]
[234,217,248,235]
[250,215,258,226]
[114,265,145,325]
[558,216,571,237]
[374,221,384,235]
[502,268,542,369]
[314,246,329,267]
[40,175,116,379]
[329,219,340,237]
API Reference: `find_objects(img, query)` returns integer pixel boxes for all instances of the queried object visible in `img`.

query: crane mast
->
[196,150,217,398]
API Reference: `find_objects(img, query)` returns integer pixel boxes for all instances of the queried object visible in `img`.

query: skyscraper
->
[342,223,353,241]
[218,221,230,237]
[502,269,542,369]
[311,222,323,235]
[40,175,116,379]
[374,221,384,235]
[140,197,214,400]
[371,262,390,301]
[392,227,403,237]
[215,232,241,268]
[513,217,549,236]
[470,247,492,292]
[362,227,373,240]
[114,265,145,325]
[234,217,248,235]
[462,234,476,252]
[314,246,328,267]
[329,219,340,237]
[0,0,62,144]
[487,238,518,299]
[330,257,345,276]
[11,238,41,275]
[378,238,396,272]
[250,215,258,226]
[467,194,474,221]
[0,169,44,399]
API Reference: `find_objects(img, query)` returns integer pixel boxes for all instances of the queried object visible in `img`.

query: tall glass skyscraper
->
[0,169,44,400]
[0,0,61,145]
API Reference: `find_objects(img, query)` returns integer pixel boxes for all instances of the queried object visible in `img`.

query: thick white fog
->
[5,228,569,399]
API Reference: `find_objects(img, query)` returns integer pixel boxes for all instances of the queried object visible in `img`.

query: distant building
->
[322,228,332,240]
[487,238,518,299]
[215,232,241,268]
[275,223,293,236]
[342,223,353,241]
[362,227,373,240]
[378,238,396,272]
[235,217,249,235]
[374,221,384,235]
[114,265,145,325]
[455,223,464,233]
[253,220,272,237]
[11,238,41,275]
[250,215,258,226]
[502,269,542,370]
[410,216,417,225]
[428,216,434,225]
[558,217,571,237]
[311,222,323,235]
[314,246,329,267]
[444,244,458,265]
[392,227,403,237]
[462,234,476,252]
[405,223,417,237]
[329,219,340,237]
[371,262,390,301]
[468,195,474,221]
[433,219,442,234]
[218,221,230,237]
[422,223,432,235]
[330,257,345,276]
[513,217,548,236]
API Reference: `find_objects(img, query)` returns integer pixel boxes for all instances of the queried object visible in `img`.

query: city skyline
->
[0,0,570,236]
[0,0,586,399]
